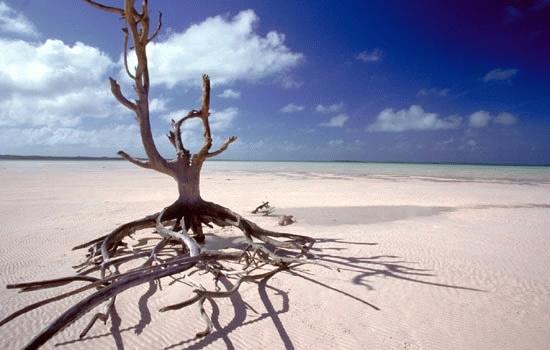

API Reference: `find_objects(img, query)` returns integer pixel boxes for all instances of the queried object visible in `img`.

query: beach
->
[1,160,549,349]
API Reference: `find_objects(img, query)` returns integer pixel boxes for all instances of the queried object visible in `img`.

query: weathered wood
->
[278,215,296,226]
[251,201,274,215]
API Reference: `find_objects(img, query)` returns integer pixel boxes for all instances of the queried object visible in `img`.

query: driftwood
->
[278,215,296,226]
[252,202,295,225]
[0,1,319,349]
[251,201,275,216]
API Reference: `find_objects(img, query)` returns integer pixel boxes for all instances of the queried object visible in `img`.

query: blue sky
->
[0,0,549,164]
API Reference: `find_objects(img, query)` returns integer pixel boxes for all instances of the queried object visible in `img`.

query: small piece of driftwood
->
[278,215,296,226]
[251,201,274,216]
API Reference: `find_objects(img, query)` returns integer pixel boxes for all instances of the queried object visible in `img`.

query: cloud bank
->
[368,105,461,132]
[482,68,518,82]
[281,103,304,113]
[320,114,349,127]
[0,2,38,38]
[356,49,382,62]
[127,10,303,88]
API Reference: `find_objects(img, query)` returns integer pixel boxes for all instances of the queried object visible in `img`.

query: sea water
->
[2,160,549,184]
[202,161,550,184]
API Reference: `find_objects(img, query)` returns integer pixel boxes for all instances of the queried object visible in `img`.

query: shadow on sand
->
[279,203,550,226]
[55,232,484,349]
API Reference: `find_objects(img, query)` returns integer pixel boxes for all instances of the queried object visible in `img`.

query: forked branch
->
[206,136,238,158]
[109,78,136,111]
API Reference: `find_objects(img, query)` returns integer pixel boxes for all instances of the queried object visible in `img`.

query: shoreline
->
[1,155,548,167]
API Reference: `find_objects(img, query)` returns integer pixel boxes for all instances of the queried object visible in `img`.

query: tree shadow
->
[161,274,244,349]
[162,233,484,349]
[55,304,129,349]
[163,270,296,349]
[279,206,456,226]
[279,203,550,226]
[57,234,483,349]
[135,280,158,335]
[311,240,484,293]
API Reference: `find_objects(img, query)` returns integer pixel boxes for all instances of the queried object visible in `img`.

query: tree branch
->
[175,110,202,126]
[139,0,150,44]
[205,136,237,159]
[109,78,136,111]
[117,150,150,169]
[122,28,136,80]
[104,0,171,176]
[124,0,146,94]
[147,12,163,43]
[200,74,211,115]
[169,110,202,159]
[194,75,213,162]
[82,0,124,15]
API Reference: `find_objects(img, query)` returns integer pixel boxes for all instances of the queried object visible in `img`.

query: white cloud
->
[279,76,303,89]
[0,39,119,127]
[468,111,491,128]
[280,103,304,113]
[315,103,344,114]
[218,88,241,99]
[320,113,349,128]
[149,97,169,113]
[356,49,382,62]
[468,111,518,128]
[417,87,450,97]
[0,39,112,94]
[482,68,518,82]
[0,124,140,148]
[127,10,303,88]
[0,2,38,38]
[367,105,462,132]
[0,12,145,155]
[494,112,518,125]
[211,107,238,131]
[437,138,454,146]
[459,139,478,151]
[328,139,344,147]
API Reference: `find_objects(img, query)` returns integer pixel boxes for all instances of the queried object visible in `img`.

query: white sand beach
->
[1,161,549,349]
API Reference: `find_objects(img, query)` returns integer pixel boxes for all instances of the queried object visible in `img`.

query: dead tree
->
[0,1,318,349]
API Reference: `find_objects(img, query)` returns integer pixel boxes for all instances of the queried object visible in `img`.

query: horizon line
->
[0,154,548,167]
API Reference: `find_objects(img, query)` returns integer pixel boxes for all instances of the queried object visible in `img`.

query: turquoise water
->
[2,160,550,183]
[203,161,550,183]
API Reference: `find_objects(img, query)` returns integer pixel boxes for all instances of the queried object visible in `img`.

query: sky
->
[0,0,549,164]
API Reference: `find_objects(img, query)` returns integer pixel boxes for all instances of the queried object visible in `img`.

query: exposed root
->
[1,200,318,348]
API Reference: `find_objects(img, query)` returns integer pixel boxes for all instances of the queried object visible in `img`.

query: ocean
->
[2,160,549,184]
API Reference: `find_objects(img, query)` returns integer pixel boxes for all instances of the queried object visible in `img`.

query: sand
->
[1,161,549,349]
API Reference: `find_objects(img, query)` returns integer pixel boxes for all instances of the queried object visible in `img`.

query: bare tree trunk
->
[175,164,202,204]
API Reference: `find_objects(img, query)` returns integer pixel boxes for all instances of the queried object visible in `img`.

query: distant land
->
[0,154,121,161]
[1,154,548,167]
